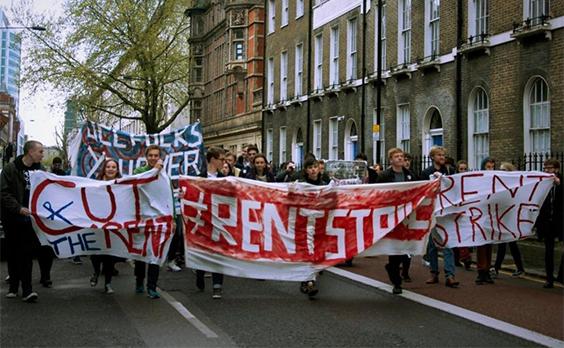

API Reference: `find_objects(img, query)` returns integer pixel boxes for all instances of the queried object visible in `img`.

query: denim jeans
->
[427,237,455,278]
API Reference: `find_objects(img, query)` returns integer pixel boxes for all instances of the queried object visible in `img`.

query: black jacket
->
[1,155,43,220]
[536,172,563,241]
[298,175,327,186]
[420,164,454,180]
[245,169,275,182]
[376,167,417,184]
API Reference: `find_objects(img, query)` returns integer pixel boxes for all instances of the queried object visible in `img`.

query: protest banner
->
[323,160,368,185]
[435,171,554,247]
[30,169,175,265]
[68,121,205,179]
[179,176,438,281]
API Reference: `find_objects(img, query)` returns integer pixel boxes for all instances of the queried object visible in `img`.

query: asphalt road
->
[0,259,540,347]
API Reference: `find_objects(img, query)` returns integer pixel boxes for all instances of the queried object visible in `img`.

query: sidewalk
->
[340,255,564,341]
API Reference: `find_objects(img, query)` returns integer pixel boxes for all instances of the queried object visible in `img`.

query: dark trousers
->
[196,270,223,289]
[37,245,55,282]
[494,242,524,272]
[134,261,159,291]
[385,255,404,286]
[5,219,35,296]
[91,255,116,285]
[544,237,563,283]
[400,255,411,277]
[167,216,184,262]
[476,244,492,271]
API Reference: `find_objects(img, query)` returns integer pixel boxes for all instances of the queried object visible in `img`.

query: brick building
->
[263,0,563,170]
[185,0,265,155]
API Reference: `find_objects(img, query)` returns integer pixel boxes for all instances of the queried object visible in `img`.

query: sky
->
[1,0,65,146]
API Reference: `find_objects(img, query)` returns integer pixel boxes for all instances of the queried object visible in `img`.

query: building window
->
[524,77,550,153]
[330,26,339,86]
[266,128,274,162]
[397,104,410,153]
[426,0,440,57]
[267,57,274,104]
[468,88,489,169]
[193,56,203,82]
[314,34,323,91]
[279,127,287,162]
[296,0,304,18]
[313,120,322,159]
[398,0,411,65]
[268,0,276,34]
[281,0,289,27]
[347,18,357,81]
[295,43,303,96]
[524,0,549,24]
[280,51,288,101]
[345,120,358,161]
[232,29,245,61]
[375,4,387,71]
[293,128,304,167]
[329,117,339,160]
[470,0,489,37]
[423,108,444,160]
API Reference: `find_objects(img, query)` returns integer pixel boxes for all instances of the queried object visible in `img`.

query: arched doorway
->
[292,128,304,167]
[344,119,358,160]
[423,107,443,156]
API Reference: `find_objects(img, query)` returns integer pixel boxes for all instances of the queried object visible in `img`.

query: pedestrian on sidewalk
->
[475,158,497,285]
[374,148,417,294]
[89,158,122,294]
[133,145,168,299]
[195,147,225,299]
[536,158,563,288]
[421,146,460,288]
[1,140,45,302]
[493,162,525,277]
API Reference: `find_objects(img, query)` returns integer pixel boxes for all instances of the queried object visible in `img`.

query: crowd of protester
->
[0,141,561,304]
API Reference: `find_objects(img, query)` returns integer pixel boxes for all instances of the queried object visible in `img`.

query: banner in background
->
[68,121,205,179]
[324,160,368,185]
[30,169,175,265]
[180,176,438,281]
[435,171,554,248]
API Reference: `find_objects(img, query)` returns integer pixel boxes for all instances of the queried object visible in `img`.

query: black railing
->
[512,152,564,172]
[513,15,551,32]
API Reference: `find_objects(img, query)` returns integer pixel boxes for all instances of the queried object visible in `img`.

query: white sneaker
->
[104,284,114,294]
[22,292,38,303]
[168,261,181,272]
[5,292,17,298]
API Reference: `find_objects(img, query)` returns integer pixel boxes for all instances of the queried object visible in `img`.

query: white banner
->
[435,171,554,247]
[29,169,175,265]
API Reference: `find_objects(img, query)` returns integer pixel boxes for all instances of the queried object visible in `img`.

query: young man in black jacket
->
[420,146,460,288]
[372,148,416,294]
[1,140,44,302]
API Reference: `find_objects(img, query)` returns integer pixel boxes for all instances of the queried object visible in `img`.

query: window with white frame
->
[525,0,550,24]
[525,78,550,153]
[347,18,357,81]
[296,0,304,18]
[281,0,289,27]
[397,105,410,153]
[279,127,287,162]
[427,0,440,57]
[471,0,489,37]
[268,0,276,34]
[266,128,274,162]
[314,34,323,90]
[267,57,274,104]
[375,4,387,71]
[398,0,411,65]
[280,51,288,101]
[373,110,385,165]
[295,43,303,96]
[313,120,322,159]
[330,26,339,86]
[329,117,339,160]
[469,88,489,168]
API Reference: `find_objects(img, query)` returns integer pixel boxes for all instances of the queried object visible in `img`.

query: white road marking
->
[159,288,219,338]
[328,267,564,348]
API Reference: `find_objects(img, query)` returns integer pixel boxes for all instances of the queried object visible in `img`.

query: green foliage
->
[13,0,192,133]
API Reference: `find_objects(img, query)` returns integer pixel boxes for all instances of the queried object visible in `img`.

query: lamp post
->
[0,25,45,150]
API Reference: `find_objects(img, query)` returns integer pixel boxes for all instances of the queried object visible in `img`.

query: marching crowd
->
[1,140,562,303]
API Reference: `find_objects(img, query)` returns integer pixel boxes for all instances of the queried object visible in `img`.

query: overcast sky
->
[1,0,65,146]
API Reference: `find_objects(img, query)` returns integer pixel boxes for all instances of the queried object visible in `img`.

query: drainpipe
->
[306,0,313,154]
[375,0,382,164]
[262,0,267,154]
[455,0,463,160]
[360,0,367,154]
